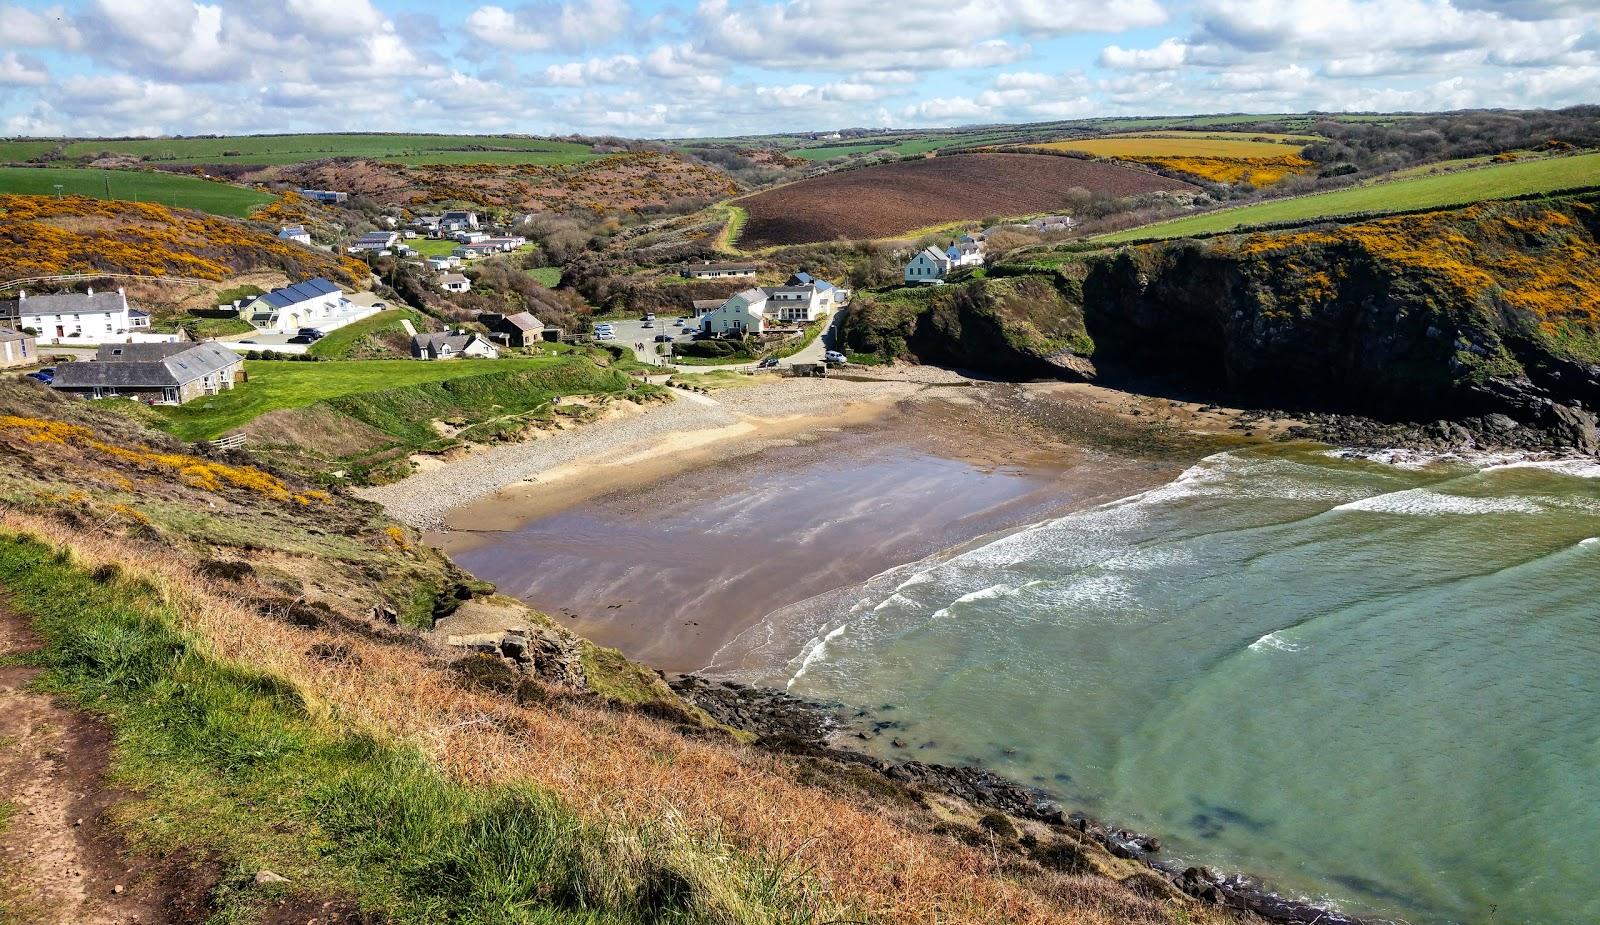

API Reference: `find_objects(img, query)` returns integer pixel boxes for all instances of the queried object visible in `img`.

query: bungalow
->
[237,278,364,336]
[0,327,36,368]
[350,231,399,253]
[454,230,490,245]
[410,215,442,234]
[51,342,242,405]
[0,288,159,344]
[1027,215,1076,233]
[690,299,724,317]
[701,288,768,336]
[484,236,526,251]
[426,255,462,272]
[439,273,471,294]
[946,238,984,268]
[410,331,500,360]
[278,225,312,245]
[682,260,759,280]
[904,246,953,284]
[297,189,348,204]
[453,242,501,260]
[480,311,544,347]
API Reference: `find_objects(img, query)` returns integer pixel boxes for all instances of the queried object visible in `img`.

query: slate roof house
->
[0,327,36,368]
[278,225,312,245]
[410,331,500,360]
[904,246,954,284]
[0,287,161,344]
[350,231,399,253]
[439,273,471,294]
[701,288,768,336]
[235,278,369,336]
[51,342,242,404]
[480,311,545,347]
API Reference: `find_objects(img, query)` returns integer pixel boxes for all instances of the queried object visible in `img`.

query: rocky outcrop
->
[1082,195,1600,448]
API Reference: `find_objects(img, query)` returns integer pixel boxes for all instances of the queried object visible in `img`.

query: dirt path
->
[0,601,208,925]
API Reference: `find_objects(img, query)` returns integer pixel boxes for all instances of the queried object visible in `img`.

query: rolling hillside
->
[1098,151,1600,242]
[0,166,273,218]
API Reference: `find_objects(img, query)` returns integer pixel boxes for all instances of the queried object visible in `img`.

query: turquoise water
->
[728,445,1600,924]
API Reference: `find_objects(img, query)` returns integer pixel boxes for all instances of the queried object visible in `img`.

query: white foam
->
[1483,458,1600,479]
[1248,631,1303,653]
[786,621,849,689]
[1333,488,1544,516]
[1580,537,1600,548]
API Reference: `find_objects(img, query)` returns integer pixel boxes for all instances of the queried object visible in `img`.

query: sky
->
[0,0,1596,139]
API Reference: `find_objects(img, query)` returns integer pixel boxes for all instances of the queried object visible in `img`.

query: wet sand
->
[434,382,1219,671]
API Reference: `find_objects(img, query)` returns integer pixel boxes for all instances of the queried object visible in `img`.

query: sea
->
[716,443,1600,925]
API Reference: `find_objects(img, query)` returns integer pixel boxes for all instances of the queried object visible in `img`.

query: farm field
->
[0,140,58,162]
[1098,150,1600,242]
[54,133,601,167]
[736,152,1198,246]
[157,356,568,440]
[1033,134,1307,158]
[0,166,273,217]
[785,131,1031,161]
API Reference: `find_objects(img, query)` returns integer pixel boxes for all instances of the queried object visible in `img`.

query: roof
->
[917,246,948,262]
[497,311,542,332]
[442,210,476,219]
[763,285,817,297]
[52,342,239,389]
[691,299,724,311]
[439,273,469,286]
[255,278,341,310]
[721,287,768,313]
[411,332,494,355]
[685,261,759,273]
[5,291,126,316]
[786,272,836,292]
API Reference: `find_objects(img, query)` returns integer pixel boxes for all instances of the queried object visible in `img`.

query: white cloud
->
[0,3,81,48]
[465,0,631,52]
[1099,37,1190,70]
[0,52,48,86]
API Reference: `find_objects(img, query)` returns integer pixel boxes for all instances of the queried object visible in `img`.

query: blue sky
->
[1,0,1596,138]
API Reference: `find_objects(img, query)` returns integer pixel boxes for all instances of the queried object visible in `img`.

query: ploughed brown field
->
[737,153,1198,246]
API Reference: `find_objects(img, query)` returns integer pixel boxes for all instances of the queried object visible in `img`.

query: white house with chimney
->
[904,246,954,284]
[0,287,177,345]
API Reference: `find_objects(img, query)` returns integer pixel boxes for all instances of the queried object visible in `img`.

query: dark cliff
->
[846,195,1600,448]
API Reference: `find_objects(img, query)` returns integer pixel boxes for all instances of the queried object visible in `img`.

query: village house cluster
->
[902,216,1075,284]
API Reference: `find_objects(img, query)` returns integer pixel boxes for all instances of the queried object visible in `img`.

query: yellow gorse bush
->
[0,414,329,506]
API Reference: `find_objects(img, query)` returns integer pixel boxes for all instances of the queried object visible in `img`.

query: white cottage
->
[904,246,953,284]
[0,288,164,344]
[238,278,367,336]
[701,288,768,336]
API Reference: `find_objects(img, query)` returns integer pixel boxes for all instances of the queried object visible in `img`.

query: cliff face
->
[841,272,1094,378]
[847,195,1600,447]
[1082,196,1600,443]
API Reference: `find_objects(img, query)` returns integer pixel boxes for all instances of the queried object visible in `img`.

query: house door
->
[163,388,178,403]
[55,325,64,337]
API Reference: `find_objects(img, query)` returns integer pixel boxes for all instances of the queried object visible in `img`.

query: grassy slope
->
[1099,151,1600,242]
[157,357,570,440]
[0,531,809,925]
[0,167,274,218]
[307,308,429,358]
[525,266,563,287]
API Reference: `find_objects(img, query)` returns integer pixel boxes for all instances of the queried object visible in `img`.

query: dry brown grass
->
[0,508,1240,925]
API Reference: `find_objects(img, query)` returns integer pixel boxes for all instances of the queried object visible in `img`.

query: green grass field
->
[0,140,58,162]
[0,166,274,217]
[525,266,562,287]
[307,308,428,359]
[1099,151,1600,242]
[158,356,569,440]
[54,133,601,167]
[410,238,462,257]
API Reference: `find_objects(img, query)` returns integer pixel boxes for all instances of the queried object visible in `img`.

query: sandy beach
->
[360,367,1279,670]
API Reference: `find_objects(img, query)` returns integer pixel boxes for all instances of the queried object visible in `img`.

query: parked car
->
[287,334,317,344]
[641,321,653,329]
[673,318,686,327]
[643,313,656,321]
[654,333,674,342]
[296,327,326,340]
[593,323,614,334]
[758,356,779,369]
[26,367,55,384]
[596,331,616,340]
[824,350,847,364]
